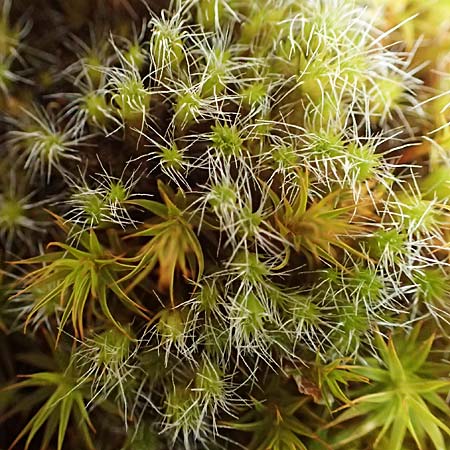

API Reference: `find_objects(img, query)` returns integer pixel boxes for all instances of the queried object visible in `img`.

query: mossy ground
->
[1,1,450,449]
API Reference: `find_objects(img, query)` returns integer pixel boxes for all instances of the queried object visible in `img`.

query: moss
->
[0,1,450,450]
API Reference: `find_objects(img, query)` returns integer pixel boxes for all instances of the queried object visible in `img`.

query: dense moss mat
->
[1,0,450,449]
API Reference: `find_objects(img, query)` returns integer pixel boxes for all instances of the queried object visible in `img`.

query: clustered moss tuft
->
[1,1,450,449]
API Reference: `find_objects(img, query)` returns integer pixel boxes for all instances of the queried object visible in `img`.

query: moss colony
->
[1,0,450,449]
